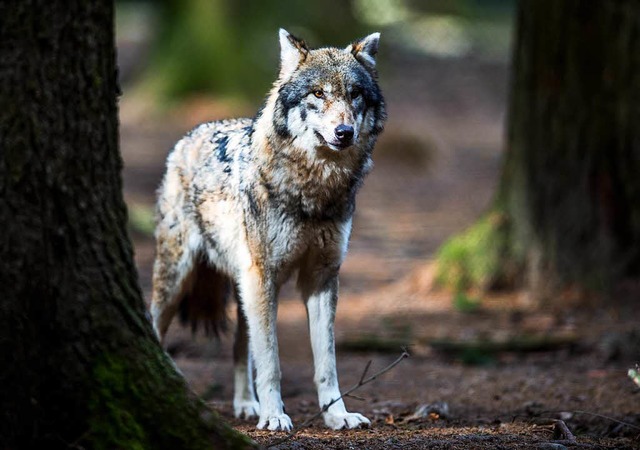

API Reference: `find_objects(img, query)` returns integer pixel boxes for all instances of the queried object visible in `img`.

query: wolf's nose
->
[334,124,354,144]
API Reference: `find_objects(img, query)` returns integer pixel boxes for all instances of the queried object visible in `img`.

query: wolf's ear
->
[346,32,380,71]
[279,28,308,78]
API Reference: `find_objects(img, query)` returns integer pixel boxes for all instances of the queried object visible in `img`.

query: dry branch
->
[266,349,410,448]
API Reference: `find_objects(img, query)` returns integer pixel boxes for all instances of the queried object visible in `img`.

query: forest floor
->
[120,53,640,449]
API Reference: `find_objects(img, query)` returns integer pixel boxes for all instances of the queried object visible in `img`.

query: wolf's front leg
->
[237,270,292,431]
[305,276,371,430]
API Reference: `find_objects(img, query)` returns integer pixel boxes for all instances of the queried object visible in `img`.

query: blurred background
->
[118,0,516,294]
[115,0,639,443]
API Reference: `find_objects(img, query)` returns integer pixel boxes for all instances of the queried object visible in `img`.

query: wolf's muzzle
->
[334,124,354,146]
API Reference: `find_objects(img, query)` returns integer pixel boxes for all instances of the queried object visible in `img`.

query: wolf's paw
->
[324,411,371,430]
[257,413,293,432]
[234,400,260,419]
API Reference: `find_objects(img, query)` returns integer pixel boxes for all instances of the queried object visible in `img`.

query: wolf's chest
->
[259,206,340,266]
[265,174,355,224]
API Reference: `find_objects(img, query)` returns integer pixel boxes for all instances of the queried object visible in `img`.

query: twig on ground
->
[553,420,576,441]
[514,410,640,434]
[359,359,373,384]
[345,393,367,402]
[266,349,410,448]
[571,410,640,432]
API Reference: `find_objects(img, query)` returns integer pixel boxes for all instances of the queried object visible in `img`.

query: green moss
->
[86,346,255,450]
[435,211,514,292]
[89,356,149,450]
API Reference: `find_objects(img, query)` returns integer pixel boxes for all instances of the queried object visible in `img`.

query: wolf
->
[150,29,386,431]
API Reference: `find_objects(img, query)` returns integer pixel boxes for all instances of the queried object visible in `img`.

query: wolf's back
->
[157,118,254,337]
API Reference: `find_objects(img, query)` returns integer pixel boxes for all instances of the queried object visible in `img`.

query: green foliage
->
[148,0,244,101]
[141,0,366,103]
[452,292,481,313]
[127,202,155,236]
[435,211,510,292]
[629,367,640,388]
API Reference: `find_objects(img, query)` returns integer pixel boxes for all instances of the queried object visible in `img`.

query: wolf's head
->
[266,29,386,157]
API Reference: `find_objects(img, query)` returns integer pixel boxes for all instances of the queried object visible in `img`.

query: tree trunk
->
[436,0,640,298]
[0,2,252,448]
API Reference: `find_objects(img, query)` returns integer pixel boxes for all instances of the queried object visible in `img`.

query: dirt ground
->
[120,53,640,449]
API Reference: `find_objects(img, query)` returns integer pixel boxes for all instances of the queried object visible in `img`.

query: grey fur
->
[151,29,386,431]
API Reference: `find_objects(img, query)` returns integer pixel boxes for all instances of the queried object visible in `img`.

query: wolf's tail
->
[178,257,230,336]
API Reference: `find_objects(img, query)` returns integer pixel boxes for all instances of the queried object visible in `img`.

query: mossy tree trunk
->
[0,2,252,448]
[437,0,640,298]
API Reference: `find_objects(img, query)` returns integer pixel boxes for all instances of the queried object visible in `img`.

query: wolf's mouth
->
[314,130,350,151]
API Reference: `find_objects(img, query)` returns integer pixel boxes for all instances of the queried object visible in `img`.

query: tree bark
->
[436,0,640,298]
[0,2,252,448]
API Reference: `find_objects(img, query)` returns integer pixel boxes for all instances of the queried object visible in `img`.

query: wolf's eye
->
[313,90,324,99]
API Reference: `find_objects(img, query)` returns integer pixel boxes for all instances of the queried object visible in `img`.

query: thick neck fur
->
[251,86,373,222]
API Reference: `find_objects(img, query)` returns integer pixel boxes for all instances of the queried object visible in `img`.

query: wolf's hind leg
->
[150,222,198,345]
[233,302,259,419]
